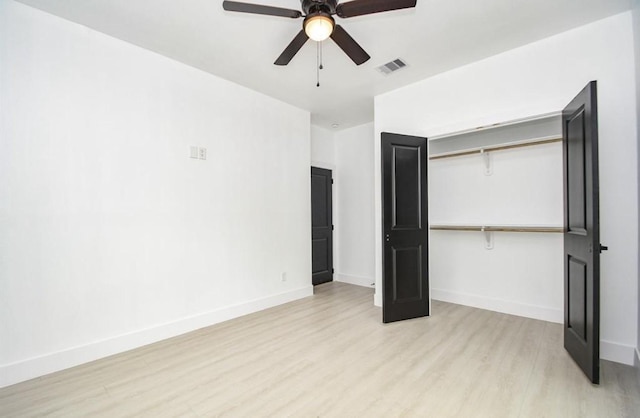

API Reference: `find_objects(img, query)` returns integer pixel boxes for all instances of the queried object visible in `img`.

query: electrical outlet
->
[198,147,207,160]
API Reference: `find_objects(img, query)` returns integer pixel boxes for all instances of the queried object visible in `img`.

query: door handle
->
[599,244,608,253]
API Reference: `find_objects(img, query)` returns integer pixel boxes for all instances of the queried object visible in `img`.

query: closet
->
[427,112,565,323]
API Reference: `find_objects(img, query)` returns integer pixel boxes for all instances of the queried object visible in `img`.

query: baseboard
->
[431,288,563,324]
[335,273,374,288]
[600,340,636,366]
[636,348,640,384]
[374,290,382,307]
[0,285,313,389]
[431,288,636,366]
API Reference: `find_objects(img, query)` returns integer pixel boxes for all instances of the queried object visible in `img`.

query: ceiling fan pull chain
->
[319,41,324,70]
[316,41,320,87]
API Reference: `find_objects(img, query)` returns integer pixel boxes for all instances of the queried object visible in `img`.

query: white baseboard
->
[335,273,374,288]
[600,340,636,366]
[432,288,636,366]
[0,285,313,389]
[374,291,382,307]
[431,288,563,324]
[636,348,640,385]
[635,347,640,383]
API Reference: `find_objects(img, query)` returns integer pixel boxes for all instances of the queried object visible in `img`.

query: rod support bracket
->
[481,226,494,250]
[481,149,493,176]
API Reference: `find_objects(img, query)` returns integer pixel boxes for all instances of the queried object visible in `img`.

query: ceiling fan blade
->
[336,0,417,18]
[223,1,302,18]
[274,30,309,65]
[330,25,370,65]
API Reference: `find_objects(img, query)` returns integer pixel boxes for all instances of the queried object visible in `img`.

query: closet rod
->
[430,225,564,233]
[429,137,562,160]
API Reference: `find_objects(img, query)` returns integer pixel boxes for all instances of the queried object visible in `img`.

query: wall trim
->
[335,273,374,288]
[431,288,563,324]
[635,347,640,386]
[0,286,313,389]
[432,288,636,365]
[600,340,636,366]
[635,347,640,381]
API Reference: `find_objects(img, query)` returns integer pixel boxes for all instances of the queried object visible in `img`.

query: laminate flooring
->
[1,282,639,417]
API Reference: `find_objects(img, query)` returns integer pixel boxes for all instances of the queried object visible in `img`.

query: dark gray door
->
[381,132,429,323]
[311,167,333,286]
[563,81,603,384]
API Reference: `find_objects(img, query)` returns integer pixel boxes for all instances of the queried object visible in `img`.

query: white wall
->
[311,125,336,168]
[0,0,312,388]
[429,140,564,323]
[374,12,639,365]
[334,123,375,288]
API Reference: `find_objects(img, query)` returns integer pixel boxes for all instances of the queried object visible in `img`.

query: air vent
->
[376,58,407,75]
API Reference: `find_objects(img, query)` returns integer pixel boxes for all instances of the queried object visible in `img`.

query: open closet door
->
[563,81,603,384]
[311,167,333,286]
[381,132,429,323]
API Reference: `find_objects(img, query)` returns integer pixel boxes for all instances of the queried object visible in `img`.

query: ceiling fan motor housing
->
[302,0,338,16]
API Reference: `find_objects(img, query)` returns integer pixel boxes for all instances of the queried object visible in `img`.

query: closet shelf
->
[429,137,562,160]
[429,225,564,233]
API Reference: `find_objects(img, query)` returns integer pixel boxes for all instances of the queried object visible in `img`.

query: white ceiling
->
[15,0,632,130]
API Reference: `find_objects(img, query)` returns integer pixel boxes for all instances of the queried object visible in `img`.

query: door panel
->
[393,245,423,301]
[568,257,587,340]
[382,132,429,323]
[563,81,601,384]
[311,175,328,226]
[311,167,333,286]
[567,109,587,233]
[312,237,329,274]
[393,146,422,229]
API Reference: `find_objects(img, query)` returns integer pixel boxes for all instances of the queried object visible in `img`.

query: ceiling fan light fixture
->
[304,13,334,42]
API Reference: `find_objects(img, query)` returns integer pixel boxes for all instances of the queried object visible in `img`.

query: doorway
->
[311,166,333,285]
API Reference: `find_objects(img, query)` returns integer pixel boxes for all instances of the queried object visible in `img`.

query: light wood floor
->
[1,282,639,417]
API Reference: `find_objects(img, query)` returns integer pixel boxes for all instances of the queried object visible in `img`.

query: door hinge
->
[332,225,334,231]
[331,179,334,184]
[332,268,334,274]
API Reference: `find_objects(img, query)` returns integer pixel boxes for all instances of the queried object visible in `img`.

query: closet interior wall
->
[429,114,564,323]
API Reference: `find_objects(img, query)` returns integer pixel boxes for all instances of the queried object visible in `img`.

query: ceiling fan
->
[222,0,417,66]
